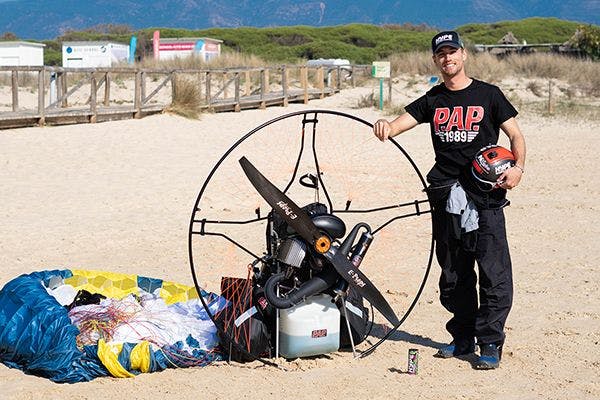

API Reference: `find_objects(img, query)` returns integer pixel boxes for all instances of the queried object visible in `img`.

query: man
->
[373,31,526,369]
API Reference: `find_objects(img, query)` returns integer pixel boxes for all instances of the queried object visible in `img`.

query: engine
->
[251,202,373,358]
[259,202,346,309]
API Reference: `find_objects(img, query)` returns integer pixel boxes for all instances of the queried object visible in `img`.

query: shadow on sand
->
[366,323,445,349]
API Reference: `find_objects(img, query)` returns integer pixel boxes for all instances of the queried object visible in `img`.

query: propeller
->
[239,156,400,326]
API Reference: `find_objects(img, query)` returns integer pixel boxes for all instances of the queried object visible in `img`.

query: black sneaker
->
[434,337,476,358]
[474,343,501,369]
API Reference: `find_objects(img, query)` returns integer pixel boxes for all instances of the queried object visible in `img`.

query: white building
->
[155,37,222,62]
[62,42,129,68]
[0,41,45,66]
[307,58,352,85]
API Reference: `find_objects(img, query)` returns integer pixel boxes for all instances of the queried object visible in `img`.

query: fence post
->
[104,71,111,106]
[55,71,62,108]
[61,71,68,107]
[351,65,355,88]
[234,72,241,112]
[259,69,266,109]
[171,71,177,101]
[205,71,211,106]
[336,66,341,92]
[301,66,308,104]
[11,70,18,111]
[318,66,324,99]
[141,71,146,104]
[281,65,288,107]
[388,77,392,106]
[134,70,142,119]
[197,72,203,101]
[90,72,97,123]
[222,71,228,99]
[37,69,45,125]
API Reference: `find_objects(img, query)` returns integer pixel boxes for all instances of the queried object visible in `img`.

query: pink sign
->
[205,43,219,52]
[159,42,195,51]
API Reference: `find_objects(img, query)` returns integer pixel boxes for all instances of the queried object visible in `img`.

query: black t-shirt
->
[405,79,517,209]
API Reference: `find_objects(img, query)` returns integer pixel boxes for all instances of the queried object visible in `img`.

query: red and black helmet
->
[471,145,515,191]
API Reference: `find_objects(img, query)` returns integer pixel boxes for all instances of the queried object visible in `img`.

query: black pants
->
[432,205,513,346]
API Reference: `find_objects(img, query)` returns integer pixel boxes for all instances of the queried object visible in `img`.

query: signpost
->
[372,61,390,110]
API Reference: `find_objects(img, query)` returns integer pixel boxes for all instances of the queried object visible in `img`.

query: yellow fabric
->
[158,281,200,304]
[97,340,135,378]
[65,269,140,299]
[130,341,151,373]
[64,269,200,303]
[59,270,207,378]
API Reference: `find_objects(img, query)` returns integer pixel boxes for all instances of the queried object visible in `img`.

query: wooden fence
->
[0,65,371,129]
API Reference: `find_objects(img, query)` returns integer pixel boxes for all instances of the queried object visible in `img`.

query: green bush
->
[458,17,579,46]
[42,40,62,66]
[38,18,598,65]
[569,25,600,60]
[44,49,62,66]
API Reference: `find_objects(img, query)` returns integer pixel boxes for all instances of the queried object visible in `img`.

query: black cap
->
[431,31,464,53]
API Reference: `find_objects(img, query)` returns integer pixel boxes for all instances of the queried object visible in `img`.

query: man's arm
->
[498,117,526,190]
[373,113,418,141]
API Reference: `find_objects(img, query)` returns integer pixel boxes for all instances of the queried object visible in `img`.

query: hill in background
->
[0,0,598,40]
[39,18,593,66]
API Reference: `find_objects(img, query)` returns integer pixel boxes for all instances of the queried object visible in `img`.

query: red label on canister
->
[311,329,327,338]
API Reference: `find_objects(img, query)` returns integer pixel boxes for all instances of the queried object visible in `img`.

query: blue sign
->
[129,36,137,64]
[66,47,72,54]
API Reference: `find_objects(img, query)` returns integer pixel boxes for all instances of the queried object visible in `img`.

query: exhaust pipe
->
[264,267,339,309]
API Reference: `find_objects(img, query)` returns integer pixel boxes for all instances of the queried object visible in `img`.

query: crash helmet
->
[471,145,515,191]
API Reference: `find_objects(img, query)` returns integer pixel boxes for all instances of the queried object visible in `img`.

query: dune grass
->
[389,51,600,96]
[165,75,203,119]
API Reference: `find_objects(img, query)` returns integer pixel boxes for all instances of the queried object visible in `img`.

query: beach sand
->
[0,81,599,400]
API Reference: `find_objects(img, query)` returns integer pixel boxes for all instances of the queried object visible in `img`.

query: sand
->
[0,79,599,400]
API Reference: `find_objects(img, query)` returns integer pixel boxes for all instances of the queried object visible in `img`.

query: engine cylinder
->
[276,238,306,268]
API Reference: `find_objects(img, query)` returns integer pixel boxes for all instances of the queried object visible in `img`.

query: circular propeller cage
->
[188,110,434,363]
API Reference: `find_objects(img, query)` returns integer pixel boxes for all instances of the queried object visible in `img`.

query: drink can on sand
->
[407,348,419,375]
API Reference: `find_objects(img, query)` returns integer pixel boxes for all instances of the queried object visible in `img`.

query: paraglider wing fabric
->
[0,269,226,383]
[0,270,107,382]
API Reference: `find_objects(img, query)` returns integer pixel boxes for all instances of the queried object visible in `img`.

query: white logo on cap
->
[436,34,453,45]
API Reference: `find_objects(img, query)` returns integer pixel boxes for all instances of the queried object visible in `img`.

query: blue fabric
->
[116,343,139,375]
[151,341,222,370]
[0,270,107,382]
[136,276,163,294]
[0,270,224,383]
[112,340,222,373]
